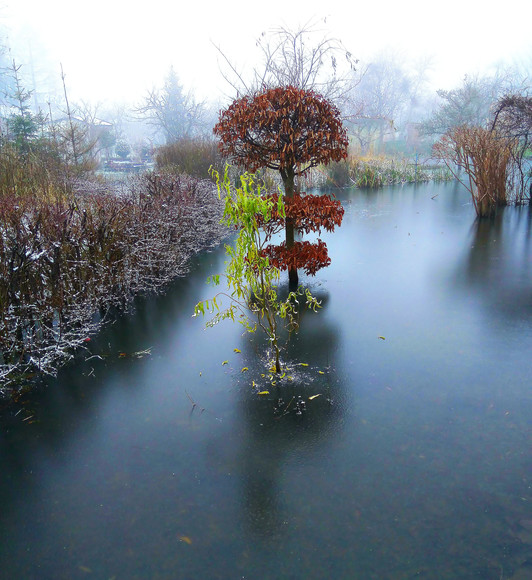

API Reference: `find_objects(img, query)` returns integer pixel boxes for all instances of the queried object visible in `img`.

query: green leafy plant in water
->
[194,167,320,373]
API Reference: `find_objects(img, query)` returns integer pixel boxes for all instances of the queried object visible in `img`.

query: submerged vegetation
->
[194,169,320,374]
[433,94,532,217]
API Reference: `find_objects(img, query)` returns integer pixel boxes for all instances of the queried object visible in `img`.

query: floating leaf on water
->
[318,371,325,375]
[378,336,386,340]
[280,372,286,379]
[258,391,270,395]
[132,348,152,358]
[299,363,309,367]
[222,360,229,366]
[287,376,294,381]
[233,348,241,353]
[309,394,322,400]
[241,367,249,373]
[199,372,202,376]
[179,535,192,544]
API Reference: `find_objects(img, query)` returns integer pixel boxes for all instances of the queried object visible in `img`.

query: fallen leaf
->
[179,536,192,545]
[309,394,322,400]
[378,336,386,340]
[241,367,249,373]
[299,363,309,367]
[234,348,241,353]
[78,565,92,573]
[222,360,229,366]
[318,371,325,375]
[258,391,270,395]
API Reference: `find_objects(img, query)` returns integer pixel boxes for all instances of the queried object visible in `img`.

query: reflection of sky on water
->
[1,181,532,579]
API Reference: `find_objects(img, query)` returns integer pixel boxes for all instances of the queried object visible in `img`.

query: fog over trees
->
[0,21,529,159]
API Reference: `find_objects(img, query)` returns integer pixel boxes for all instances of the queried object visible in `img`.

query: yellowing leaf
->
[299,363,309,367]
[258,391,270,395]
[233,348,241,353]
[252,380,256,387]
[222,360,229,366]
[309,394,322,400]
[179,536,192,545]
[318,371,325,375]
[241,367,249,373]
[378,336,386,340]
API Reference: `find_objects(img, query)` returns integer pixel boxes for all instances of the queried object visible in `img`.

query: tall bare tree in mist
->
[420,71,520,136]
[214,22,358,105]
[137,67,207,143]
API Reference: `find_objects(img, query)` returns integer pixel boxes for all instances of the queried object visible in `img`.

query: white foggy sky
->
[2,0,531,106]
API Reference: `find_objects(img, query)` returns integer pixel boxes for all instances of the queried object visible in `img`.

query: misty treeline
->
[2,24,530,181]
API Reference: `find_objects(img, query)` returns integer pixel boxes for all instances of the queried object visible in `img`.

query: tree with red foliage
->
[214,85,348,285]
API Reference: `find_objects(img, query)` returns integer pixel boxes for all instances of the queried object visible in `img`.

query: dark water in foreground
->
[1,182,532,580]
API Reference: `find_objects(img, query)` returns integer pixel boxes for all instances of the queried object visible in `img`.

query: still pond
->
[1,181,532,579]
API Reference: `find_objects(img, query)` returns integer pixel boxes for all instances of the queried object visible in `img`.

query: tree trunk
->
[280,167,298,288]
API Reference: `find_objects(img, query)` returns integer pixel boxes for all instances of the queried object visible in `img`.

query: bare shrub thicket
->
[433,126,514,217]
[0,171,227,393]
[155,138,225,179]
[491,94,532,204]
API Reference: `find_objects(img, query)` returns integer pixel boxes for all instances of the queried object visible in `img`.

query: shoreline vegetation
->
[0,144,492,401]
[0,170,227,398]
[322,156,453,189]
[0,150,452,400]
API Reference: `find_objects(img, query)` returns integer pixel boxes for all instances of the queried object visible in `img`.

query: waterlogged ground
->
[1,181,532,579]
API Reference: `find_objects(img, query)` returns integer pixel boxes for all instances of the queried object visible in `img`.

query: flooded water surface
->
[1,182,532,579]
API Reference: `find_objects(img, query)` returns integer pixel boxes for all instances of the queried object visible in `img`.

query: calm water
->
[1,182,532,579]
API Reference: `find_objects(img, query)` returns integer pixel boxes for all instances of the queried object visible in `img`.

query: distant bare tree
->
[342,53,414,154]
[214,22,358,105]
[137,67,207,144]
[420,72,516,136]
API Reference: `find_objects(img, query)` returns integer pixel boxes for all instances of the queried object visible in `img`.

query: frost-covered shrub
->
[0,171,227,394]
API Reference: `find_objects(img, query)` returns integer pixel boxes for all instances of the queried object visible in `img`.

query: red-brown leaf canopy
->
[214,85,348,174]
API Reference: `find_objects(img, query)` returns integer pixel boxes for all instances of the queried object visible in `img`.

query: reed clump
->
[433,126,514,217]
[325,156,452,188]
